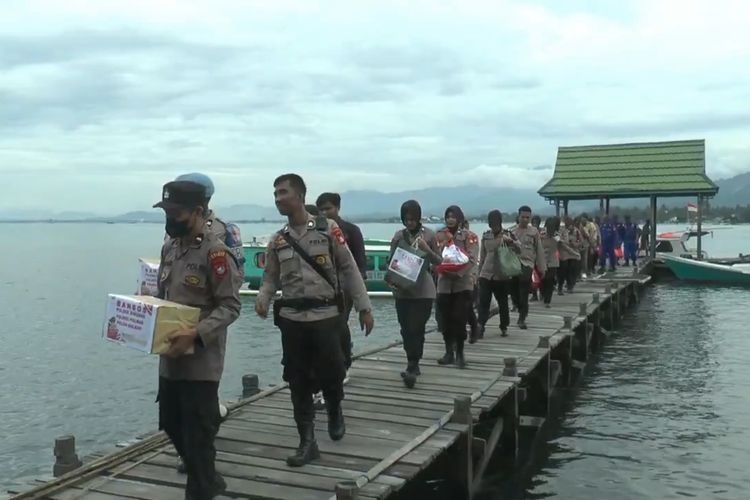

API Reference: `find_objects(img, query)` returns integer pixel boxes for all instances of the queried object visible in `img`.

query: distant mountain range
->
[3,172,749,222]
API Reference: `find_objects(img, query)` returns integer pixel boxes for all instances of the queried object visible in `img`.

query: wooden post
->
[242,374,260,398]
[451,396,474,499]
[605,197,610,215]
[563,315,573,330]
[53,435,82,477]
[579,302,587,317]
[696,195,703,260]
[503,357,518,377]
[650,195,657,259]
[599,198,605,215]
[555,199,561,216]
[538,336,550,348]
[335,481,359,500]
[563,199,569,216]
[592,292,600,304]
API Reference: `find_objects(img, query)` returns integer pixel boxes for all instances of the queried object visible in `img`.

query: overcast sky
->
[2,0,749,214]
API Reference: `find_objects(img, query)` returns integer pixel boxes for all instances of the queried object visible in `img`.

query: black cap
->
[153,180,207,210]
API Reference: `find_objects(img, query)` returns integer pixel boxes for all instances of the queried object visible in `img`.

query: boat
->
[653,228,750,265]
[653,229,712,260]
[660,254,750,286]
[241,237,394,297]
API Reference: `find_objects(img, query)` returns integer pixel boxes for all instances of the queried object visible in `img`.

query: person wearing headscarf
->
[434,205,479,368]
[477,210,518,336]
[386,200,442,388]
[540,216,561,307]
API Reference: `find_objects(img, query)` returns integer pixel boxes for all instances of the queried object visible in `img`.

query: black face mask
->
[165,217,191,238]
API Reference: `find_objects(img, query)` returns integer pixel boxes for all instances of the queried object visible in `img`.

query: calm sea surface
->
[1,222,749,499]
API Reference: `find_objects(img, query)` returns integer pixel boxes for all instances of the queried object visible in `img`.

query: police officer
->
[511,206,547,330]
[622,214,639,266]
[598,214,618,272]
[174,173,246,283]
[316,192,368,371]
[255,174,374,467]
[387,200,442,388]
[172,173,242,474]
[435,205,478,368]
[477,210,517,337]
[153,180,242,499]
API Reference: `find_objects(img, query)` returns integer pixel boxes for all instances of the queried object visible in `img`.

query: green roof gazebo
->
[538,139,719,259]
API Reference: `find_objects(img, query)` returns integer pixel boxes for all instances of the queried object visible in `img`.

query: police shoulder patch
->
[468,232,479,245]
[331,226,346,245]
[209,249,228,280]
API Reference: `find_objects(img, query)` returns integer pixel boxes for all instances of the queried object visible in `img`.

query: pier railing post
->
[579,303,591,356]
[335,481,360,500]
[450,396,474,499]
[242,374,260,398]
[563,315,573,331]
[503,357,518,377]
[53,435,82,477]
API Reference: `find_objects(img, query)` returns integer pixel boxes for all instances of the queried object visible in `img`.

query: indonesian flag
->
[687,202,698,213]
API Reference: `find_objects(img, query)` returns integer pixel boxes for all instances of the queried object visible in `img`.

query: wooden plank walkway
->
[10,268,650,500]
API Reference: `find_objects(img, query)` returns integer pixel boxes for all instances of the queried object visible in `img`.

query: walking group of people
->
[149,170,649,499]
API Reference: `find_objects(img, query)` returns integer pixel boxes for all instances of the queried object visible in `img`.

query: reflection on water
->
[525,284,750,500]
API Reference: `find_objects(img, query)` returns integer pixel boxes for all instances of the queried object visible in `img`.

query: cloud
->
[1,0,750,213]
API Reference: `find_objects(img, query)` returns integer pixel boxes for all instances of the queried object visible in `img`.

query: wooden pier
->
[9,268,650,500]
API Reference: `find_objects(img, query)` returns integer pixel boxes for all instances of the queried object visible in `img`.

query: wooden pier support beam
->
[503,357,518,377]
[53,435,82,477]
[563,315,573,331]
[450,396,474,499]
[242,374,260,398]
[335,481,359,500]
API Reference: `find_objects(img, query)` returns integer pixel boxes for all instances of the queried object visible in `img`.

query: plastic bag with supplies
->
[435,242,470,275]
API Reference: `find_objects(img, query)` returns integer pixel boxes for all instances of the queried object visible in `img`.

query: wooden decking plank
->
[217,426,449,466]
[222,416,456,446]
[215,436,420,480]
[140,453,393,499]
[199,450,406,488]
[247,396,448,421]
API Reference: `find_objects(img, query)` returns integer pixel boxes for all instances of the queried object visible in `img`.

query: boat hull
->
[243,239,394,296]
[660,254,750,285]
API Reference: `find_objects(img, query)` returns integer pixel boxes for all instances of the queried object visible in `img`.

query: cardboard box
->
[103,294,199,354]
[136,258,160,296]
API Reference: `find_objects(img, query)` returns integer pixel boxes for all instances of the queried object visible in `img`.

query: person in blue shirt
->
[598,215,618,273]
[622,215,639,266]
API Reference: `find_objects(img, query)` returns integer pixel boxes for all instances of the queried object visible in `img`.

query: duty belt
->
[274,296,341,310]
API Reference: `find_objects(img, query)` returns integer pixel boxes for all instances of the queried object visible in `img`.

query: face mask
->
[165,217,191,237]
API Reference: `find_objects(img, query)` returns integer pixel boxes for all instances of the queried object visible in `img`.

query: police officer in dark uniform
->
[175,173,246,283]
[171,173,243,475]
[154,180,242,499]
[255,174,374,467]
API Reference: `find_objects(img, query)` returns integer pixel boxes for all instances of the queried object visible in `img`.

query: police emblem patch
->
[209,250,228,279]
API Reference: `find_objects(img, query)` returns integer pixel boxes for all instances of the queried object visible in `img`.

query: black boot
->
[518,316,528,330]
[468,324,480,344]
[437,342,455,365]
[287,422,320,467]
[326,402,346,441]
[456,340,467,369]
[478,324,485,339]
[401,360,419,388]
